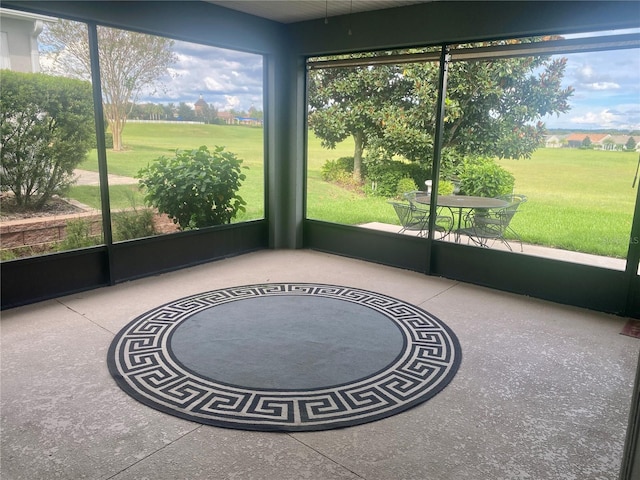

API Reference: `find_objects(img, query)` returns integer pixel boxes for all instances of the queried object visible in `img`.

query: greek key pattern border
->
[108,283,461,431]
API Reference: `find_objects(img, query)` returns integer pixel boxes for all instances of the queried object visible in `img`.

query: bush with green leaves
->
[112,207,157,241]
[457,157,515,197]
[58,219,102,251]
[395,177,418,198]
[437,179,455,196]
[364,159,430,197]
[320,156,362,188]
[137,146,247,230]
[1,70,95,209]
[321,157,354,181]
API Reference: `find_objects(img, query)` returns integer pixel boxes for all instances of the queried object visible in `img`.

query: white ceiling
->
[205,0,432,24]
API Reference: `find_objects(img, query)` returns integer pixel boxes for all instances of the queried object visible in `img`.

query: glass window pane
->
[448,35,638,270]
[75,26,263,241]
[306,50,440,234]
[306,35,639,271]
[1,11,101,261]
[102,30,263,240]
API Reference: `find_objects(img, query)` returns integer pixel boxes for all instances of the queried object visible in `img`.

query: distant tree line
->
[128,102,263,124]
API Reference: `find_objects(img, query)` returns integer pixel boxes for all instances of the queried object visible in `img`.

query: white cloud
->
[543,47,639,130]
[203,76,227,91]
[140,39,263,112]
[588,82,620,91]
[223,95,240,110]
[571,110,618,126]
[567,106,640,131]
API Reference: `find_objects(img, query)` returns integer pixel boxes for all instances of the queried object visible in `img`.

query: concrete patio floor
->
[1,249,638,479]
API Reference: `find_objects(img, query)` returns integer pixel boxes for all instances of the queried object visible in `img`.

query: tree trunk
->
[353,132,365,183]
[110,117,123,151]
[105,102,125,151]
[112,123,121,151]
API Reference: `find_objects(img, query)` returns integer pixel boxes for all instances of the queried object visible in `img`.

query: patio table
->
[415,194,509,241]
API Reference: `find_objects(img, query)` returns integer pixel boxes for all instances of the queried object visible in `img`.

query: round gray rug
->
[108,283,462,431]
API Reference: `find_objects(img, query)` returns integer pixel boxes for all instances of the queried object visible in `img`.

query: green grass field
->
[69,122,638,258]
[497,149,637,257]
[72,122,266,221]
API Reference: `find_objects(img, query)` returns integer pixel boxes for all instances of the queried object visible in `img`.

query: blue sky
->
[541,46,640,131]
[5,14,593,131]
[32,13,639,128]
[140,41,264,113]
[145,37,639,131]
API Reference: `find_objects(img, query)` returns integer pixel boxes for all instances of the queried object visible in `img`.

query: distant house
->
[0,7,56,72]
[545,135,563,148]
[564,132,611,149]
[216,110,236,125]
[609,135,640,151]
[194,95,208,116]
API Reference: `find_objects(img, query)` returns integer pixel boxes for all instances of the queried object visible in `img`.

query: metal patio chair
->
[390,198,453,239]
[457,194,527,251]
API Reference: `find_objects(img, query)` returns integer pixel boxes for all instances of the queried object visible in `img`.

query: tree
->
[202,103,218,124]
[247,106,263,121]
[40,20,176,151]
[603,137,616,151]
[1,71,95,209]
[374,54,573,169]
[308,43,574,181]
[177,102,196,121]
[626,136,637,151]
[308,61,412,182]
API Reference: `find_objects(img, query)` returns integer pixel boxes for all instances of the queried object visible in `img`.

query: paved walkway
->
[360,221,627,271]
[73,169,138,186]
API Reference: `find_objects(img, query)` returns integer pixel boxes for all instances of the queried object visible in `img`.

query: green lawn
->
[68,122,638,258]
[496,148,637,257]
[71,122,266,221]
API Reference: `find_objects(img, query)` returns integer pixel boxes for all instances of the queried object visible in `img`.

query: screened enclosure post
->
[266,51,305,249]
[625,166,640,313]
[88,23,114,283]
[426,46,450,262]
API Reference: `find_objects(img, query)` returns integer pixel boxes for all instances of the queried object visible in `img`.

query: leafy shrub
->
[0,246,43,261]
[321,157,354,181]
[457,157,515,197]
[365,159,430,197]
[437,180,455,196]
[320,157,363,189]
[137,145,247,230]
[395,177,418,198]
[1,71,95,209]
[58,219,102,251]
[112,207,157,241]
[0,249,18,261]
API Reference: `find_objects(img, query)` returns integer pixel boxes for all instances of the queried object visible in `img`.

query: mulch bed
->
[0,195,84,221]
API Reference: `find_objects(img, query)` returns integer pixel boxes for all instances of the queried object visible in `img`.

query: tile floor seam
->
[288,434,367,479]
[56,299,119,336]
[102,425,203,480]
